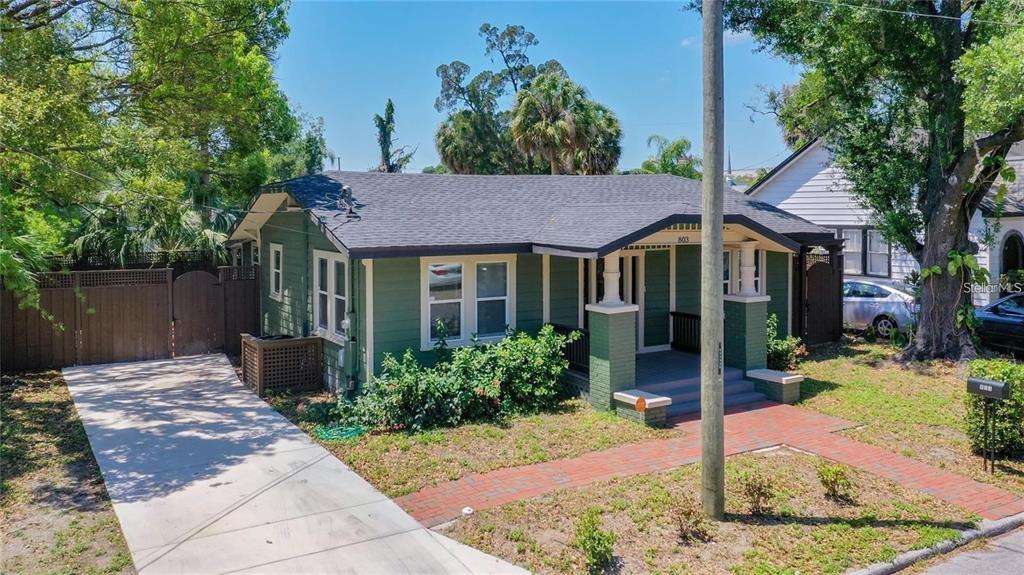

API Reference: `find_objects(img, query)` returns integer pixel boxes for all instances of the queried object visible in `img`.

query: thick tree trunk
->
[905,191,976,361]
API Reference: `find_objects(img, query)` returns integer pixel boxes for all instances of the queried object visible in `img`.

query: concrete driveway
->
[63,354,525,574]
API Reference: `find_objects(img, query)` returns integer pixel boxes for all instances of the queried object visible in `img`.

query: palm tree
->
[638,135,702,179]
[574,102,622,175]
[510,73,587,175]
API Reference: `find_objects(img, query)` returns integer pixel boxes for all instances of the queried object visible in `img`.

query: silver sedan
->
[842,279,919,336]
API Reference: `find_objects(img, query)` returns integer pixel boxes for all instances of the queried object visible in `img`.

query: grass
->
[443,448,974,575]
[1,370,134,575]
[797,336,1024,497]
[267,393,679,497]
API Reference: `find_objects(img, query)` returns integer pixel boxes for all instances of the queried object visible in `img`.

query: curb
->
[846,512,1024,575]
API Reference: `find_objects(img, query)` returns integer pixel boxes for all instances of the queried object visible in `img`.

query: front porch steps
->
[636,364,767,417]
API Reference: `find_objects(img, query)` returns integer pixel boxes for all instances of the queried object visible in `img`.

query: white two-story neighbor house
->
[745,139,1024,306]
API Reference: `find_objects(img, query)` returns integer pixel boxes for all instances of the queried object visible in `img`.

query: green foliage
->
[738,470,777,516]
[434,23,619,175]
[339,326,574,432]
[716,0,1024,358]
[966,359,1024,456]
[573,507,616,574]
[672,495,713,544]
[373,99,415,172]
[766,313,806,371]
[817,463,857,503]
[1,0,308,310]
[635,135,702,179]
[511,73,622,175]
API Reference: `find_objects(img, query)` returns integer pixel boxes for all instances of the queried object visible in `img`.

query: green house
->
[229,172,837,418]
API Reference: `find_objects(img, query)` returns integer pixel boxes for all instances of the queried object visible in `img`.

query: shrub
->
[673,495,713,544]
[298,400,338,426]
[966,359,1024,457]
[738,470,777,516]
[817,462,857,502]
[573,507,616,574]
[339,325,573,432]
[766,313,807,371]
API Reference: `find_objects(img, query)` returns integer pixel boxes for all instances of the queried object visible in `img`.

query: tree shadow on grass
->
[0,371,113,512]
[722,511,975,532]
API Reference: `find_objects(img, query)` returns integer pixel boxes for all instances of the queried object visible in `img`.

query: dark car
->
[976,293,1024,355]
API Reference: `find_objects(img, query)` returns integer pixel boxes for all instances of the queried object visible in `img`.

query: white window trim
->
[723,249,732,294]
[269,243,283,302]
[313,249,348,346]
[420,254,517,351]
[866,229,890,277]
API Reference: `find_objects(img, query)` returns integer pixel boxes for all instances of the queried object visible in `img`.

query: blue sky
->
[275,1,803,173]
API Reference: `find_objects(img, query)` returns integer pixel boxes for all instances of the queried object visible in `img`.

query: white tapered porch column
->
[739,242,758,296]
[601,252,622,304]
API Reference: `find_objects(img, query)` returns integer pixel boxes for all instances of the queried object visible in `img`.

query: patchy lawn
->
[441,448,975,575]
[1,370,133,575]
[267,393,679,497]
[798,337,1024,497]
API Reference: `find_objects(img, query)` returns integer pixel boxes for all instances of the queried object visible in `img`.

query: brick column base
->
[723,296,769,370]
[586,303,638,411]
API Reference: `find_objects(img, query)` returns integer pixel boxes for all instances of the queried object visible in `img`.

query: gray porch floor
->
[635,351,766,416]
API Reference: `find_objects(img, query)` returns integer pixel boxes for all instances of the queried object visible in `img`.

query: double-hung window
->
[313,250,348,341]
[252,244,260,265]
[270,243,283,301]
[428,263,464,341]
[423,255,515,349]
[476,262,508,336]
[842,230,863,274]
[866,230,890,277]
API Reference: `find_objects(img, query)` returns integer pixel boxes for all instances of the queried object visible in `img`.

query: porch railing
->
[551,323,589,374]
[670,312,701,353]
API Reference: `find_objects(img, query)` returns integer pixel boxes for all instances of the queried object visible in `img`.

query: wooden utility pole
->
[700,0,726,519]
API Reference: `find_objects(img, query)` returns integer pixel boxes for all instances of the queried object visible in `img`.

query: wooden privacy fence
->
[1,266,260,372]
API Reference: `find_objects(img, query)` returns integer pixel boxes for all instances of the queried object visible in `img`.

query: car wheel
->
[873,316,898,338]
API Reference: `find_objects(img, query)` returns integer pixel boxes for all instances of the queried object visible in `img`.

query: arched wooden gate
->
[172,267,260,356]
[793,248,844,345]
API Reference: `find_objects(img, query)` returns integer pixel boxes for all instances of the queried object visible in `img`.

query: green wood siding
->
[765,251,790,336]
[516,254,543,333]
[549,256,579,327]
[644,250,670,347]
[259,210,352,388]
[724,299,768,370]
[676,245,701,315]
[371,257,429,373]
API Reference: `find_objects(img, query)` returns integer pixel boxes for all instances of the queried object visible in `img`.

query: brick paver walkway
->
[396,402,1024,527]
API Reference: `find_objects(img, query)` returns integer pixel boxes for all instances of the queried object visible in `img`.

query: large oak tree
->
[714,0,1024,359]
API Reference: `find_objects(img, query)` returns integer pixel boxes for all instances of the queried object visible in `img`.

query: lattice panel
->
[220,266,258,282]
[806,253,832,269]
[36,272,74,289]
[79,269,169,287]
[261,344,321,392]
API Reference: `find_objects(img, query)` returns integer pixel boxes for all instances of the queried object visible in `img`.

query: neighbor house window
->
[252,245,259,265]
[841,230,863,274]
[233,246,242,267]
[313,250,348,341]
[476,262,508,336]
[422,255,516,348]
[867,230,890,277]
[428,263,463,341]
[270,243,283,301]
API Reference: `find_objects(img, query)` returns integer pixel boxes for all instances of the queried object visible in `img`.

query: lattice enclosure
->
[240,334,323,396]
[219,266,258,282]
[35,272,74,289]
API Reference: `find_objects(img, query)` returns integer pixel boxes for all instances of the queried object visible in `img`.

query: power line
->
[803,0,1024,28]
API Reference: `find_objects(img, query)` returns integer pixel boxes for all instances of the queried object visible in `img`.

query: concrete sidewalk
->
[923,527,1024,575]
[64,354,525,574]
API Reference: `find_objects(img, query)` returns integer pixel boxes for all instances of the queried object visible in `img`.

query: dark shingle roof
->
[265,171,831,257]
